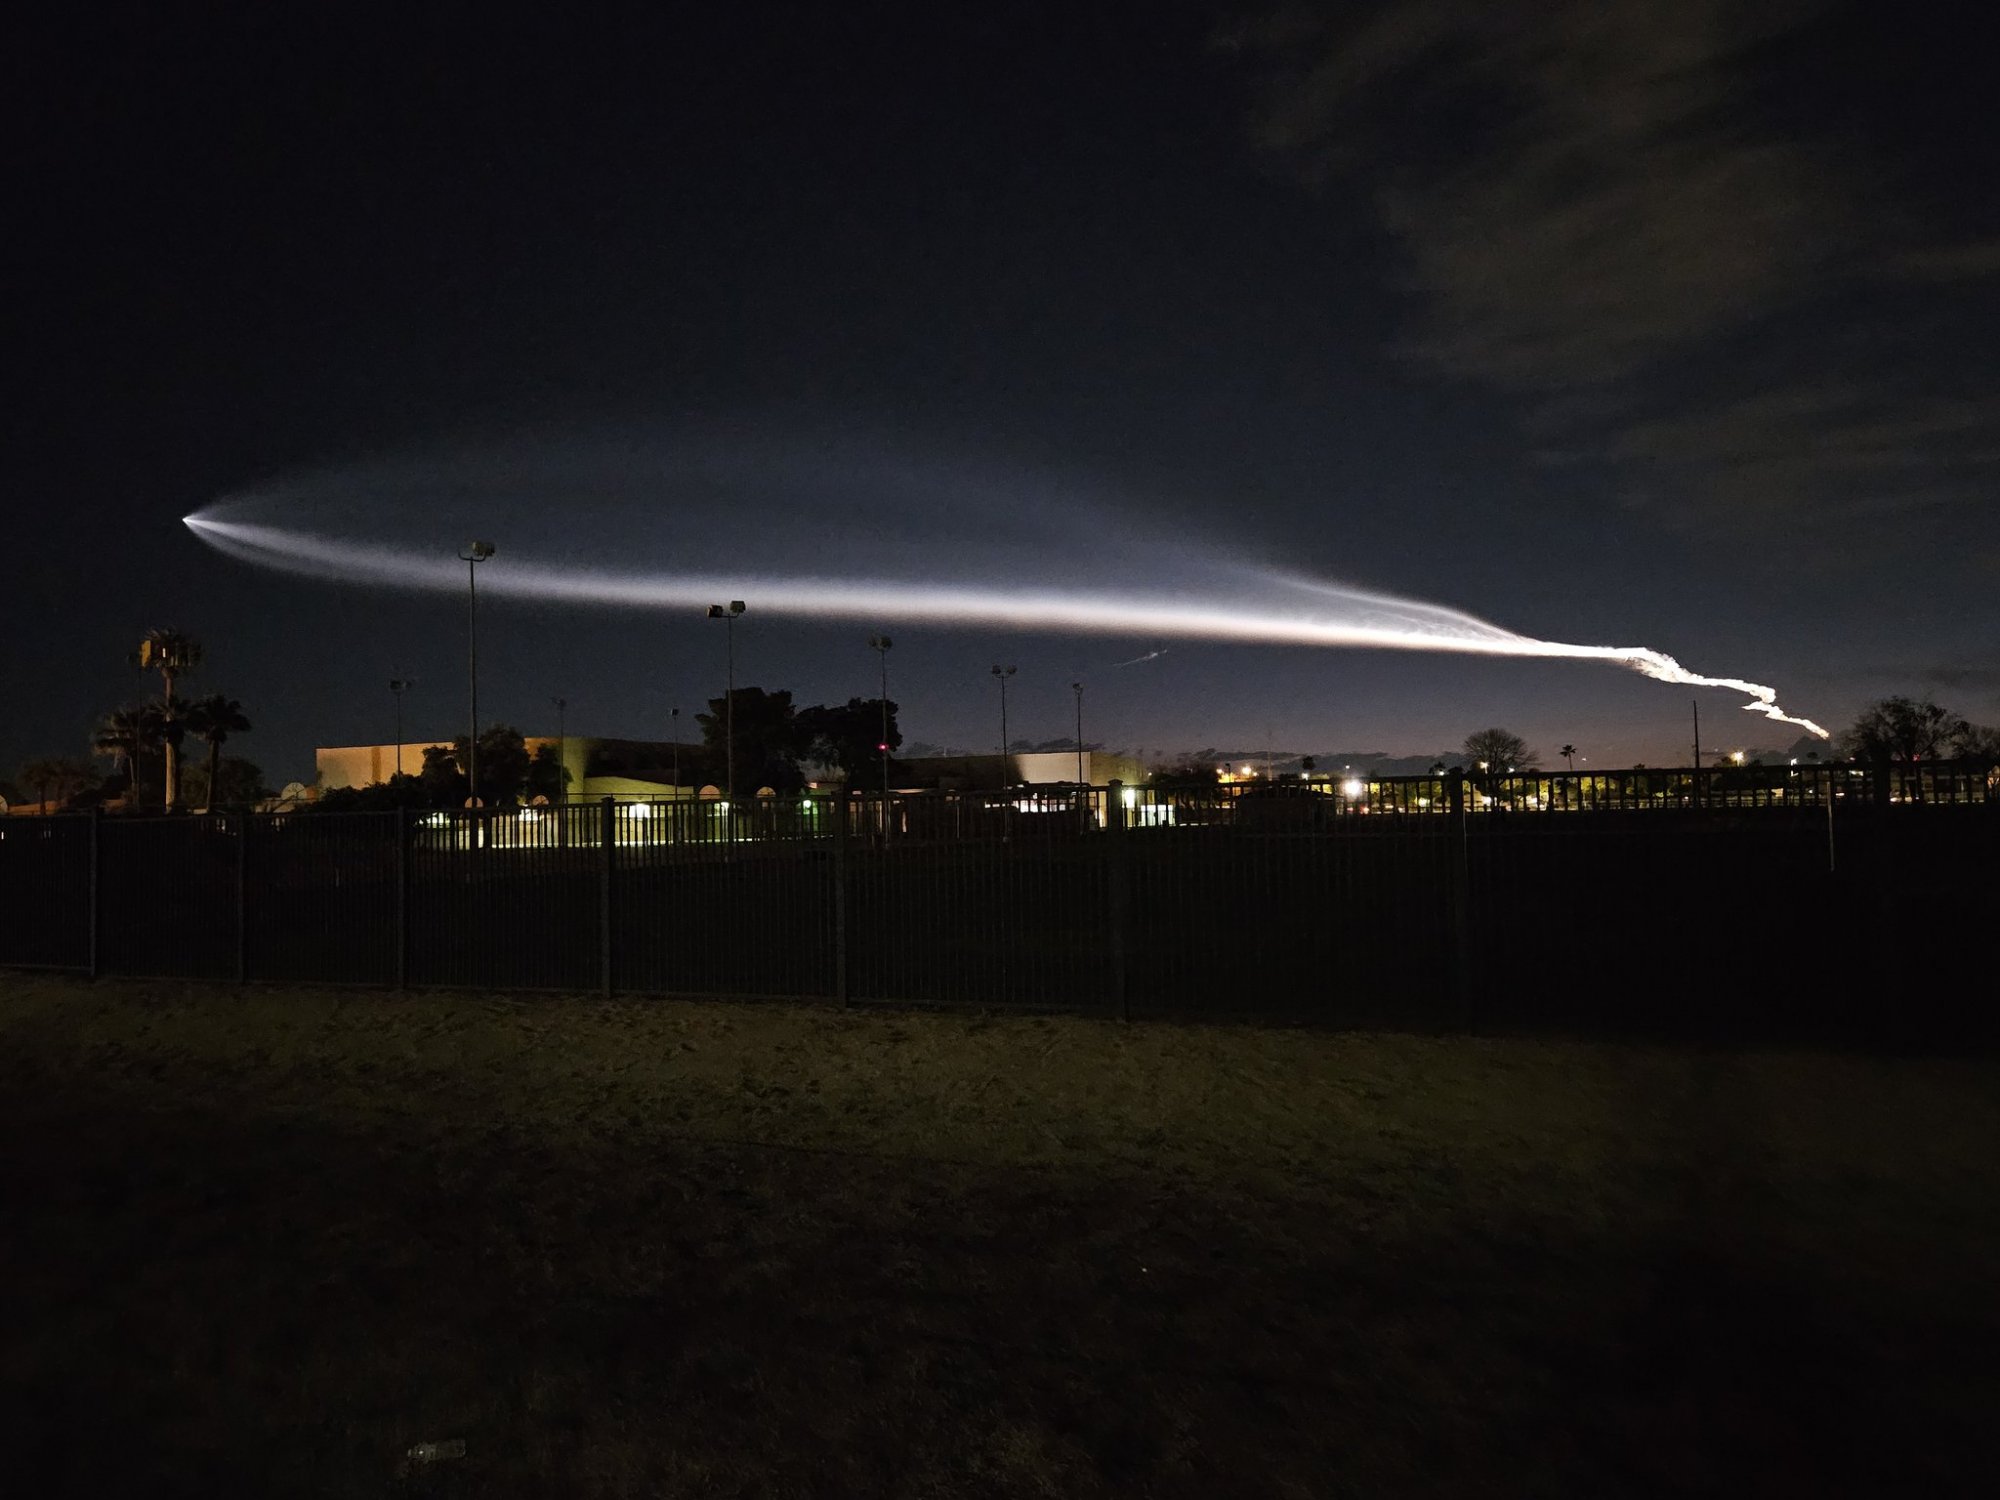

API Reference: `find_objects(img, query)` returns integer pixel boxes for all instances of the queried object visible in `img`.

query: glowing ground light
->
[183,513,1830,737]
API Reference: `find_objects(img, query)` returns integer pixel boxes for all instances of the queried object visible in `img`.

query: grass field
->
[3,976,1997,1496]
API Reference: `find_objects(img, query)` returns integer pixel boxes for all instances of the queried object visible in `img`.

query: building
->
[890,749,1147,790]
[315,736,706,801]
[316,739,1150,800]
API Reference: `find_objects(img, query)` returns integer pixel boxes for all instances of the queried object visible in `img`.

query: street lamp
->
[990,665,1016,788]
[1071,680,1085,787]
[458,540,495,812]
[869,635,893,832]
[389,675,415,778]
[670,706,681,798]
[706,601,746,810]
[552,696,568,807]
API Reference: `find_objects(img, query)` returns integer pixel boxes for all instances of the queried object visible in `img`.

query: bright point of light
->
[627,802,651,819]
[182,505,1830,737]
[1121,787,1138,808]
[1341,777,1365,798]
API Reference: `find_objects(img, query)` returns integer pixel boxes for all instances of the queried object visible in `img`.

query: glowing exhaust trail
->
[184,513,1829,737]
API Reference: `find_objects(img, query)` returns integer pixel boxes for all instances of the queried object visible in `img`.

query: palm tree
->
[135,628,203,811]
[1559,744,1578,772]
[93,706,162,808]
[182,695,251,812]
[17,757,96,813]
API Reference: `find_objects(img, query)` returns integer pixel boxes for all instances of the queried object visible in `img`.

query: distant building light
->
[1341,778,1365,798]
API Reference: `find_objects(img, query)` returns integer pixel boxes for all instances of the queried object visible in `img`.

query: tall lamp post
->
[869,634,893,833]
[670,706,681,797]
[706,601,746,810]
[990,665,1016,788]
[552,696,568,806]
[458,541,495,812]
[1071,680,1086,787]
[389,675,415,778]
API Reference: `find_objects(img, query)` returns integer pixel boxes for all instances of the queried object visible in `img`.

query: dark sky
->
[8,1,1998,784]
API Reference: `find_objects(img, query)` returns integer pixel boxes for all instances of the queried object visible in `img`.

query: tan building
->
[315,736,702,801]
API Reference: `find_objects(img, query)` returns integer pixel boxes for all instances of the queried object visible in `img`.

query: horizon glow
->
[184,511,1830,737]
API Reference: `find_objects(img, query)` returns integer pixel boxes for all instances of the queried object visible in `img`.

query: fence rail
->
[4,771,1995,1042]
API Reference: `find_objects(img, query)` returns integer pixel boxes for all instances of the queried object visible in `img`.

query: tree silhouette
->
[1462,728,1534,773]
[1841,696,1968,763]
[1559,743,1578,771]
[796,697,901,777]
[93,705,163,808]
[696,687,804,792]
[17,757,97,813]
[182,695,251,812]
[134,629,202,811]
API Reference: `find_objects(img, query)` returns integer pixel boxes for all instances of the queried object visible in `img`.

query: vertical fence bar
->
[600,796,615,998]
[395,809,410,990]
[1106,780,1129,1021]
[833,789,850,1007]
[235,815,249,983]
[86,806,102,979]
[1447,771,1472,1030]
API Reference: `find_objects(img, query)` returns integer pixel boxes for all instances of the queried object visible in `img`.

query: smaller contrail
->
[1114,645,1169,667]
[185,513,1829,737]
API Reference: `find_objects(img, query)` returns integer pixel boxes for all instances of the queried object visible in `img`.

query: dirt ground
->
[3,976,1996,1496]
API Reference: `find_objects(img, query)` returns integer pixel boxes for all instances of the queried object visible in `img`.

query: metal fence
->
[4,769,1995,1041]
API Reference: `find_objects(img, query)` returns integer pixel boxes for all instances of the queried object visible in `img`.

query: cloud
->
[1240,0,2000,535]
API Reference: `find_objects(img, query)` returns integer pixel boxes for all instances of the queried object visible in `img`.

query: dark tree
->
[1953,723,2000,765]
[181,694,251,813]
[314,772,423,812]
[797,697,901,776]
[524,743,571,803]
[419,744,466,808]
[16,757,97,812]
[1841,696,1969,763]
[183,756,270,809]
[448,725,532,807]
[696,687,803,792]
[1462,728,1534,772]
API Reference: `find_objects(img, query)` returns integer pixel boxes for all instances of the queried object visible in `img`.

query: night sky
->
[9,2,1998,786]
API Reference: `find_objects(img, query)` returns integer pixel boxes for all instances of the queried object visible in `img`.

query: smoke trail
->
[184,513,1829,737]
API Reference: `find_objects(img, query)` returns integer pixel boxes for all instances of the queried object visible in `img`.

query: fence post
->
[86,806,102,979]
[833,790,850,1008]
[1447,771,1473,1030]
[1106,780,1130,1022]
[600,797,616,998]
[234,815,249,984]
[395,809,410,990]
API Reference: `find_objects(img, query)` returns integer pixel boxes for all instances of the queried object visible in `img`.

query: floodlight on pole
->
[706,601,746,814]
[869,635,893,834]
[990,665,1016,788]
[1071,680,1085,788]
[389,675,415,778]
[552,696,568,808]
[457,541,495,818]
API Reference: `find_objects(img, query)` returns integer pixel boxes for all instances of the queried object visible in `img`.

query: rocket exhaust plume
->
[184,510,1829,738]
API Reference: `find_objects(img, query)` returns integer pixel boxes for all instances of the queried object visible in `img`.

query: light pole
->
[706,601,746,809]
[1071,680,1086,787]
[552,696,567,806]
[670,707,681,796]
[458,541,495,813]
[990,665,1016,788]
[869,634,893,832]
[389,675,415,778]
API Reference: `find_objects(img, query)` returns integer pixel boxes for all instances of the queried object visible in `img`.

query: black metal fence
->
[4,768,1995,1042]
